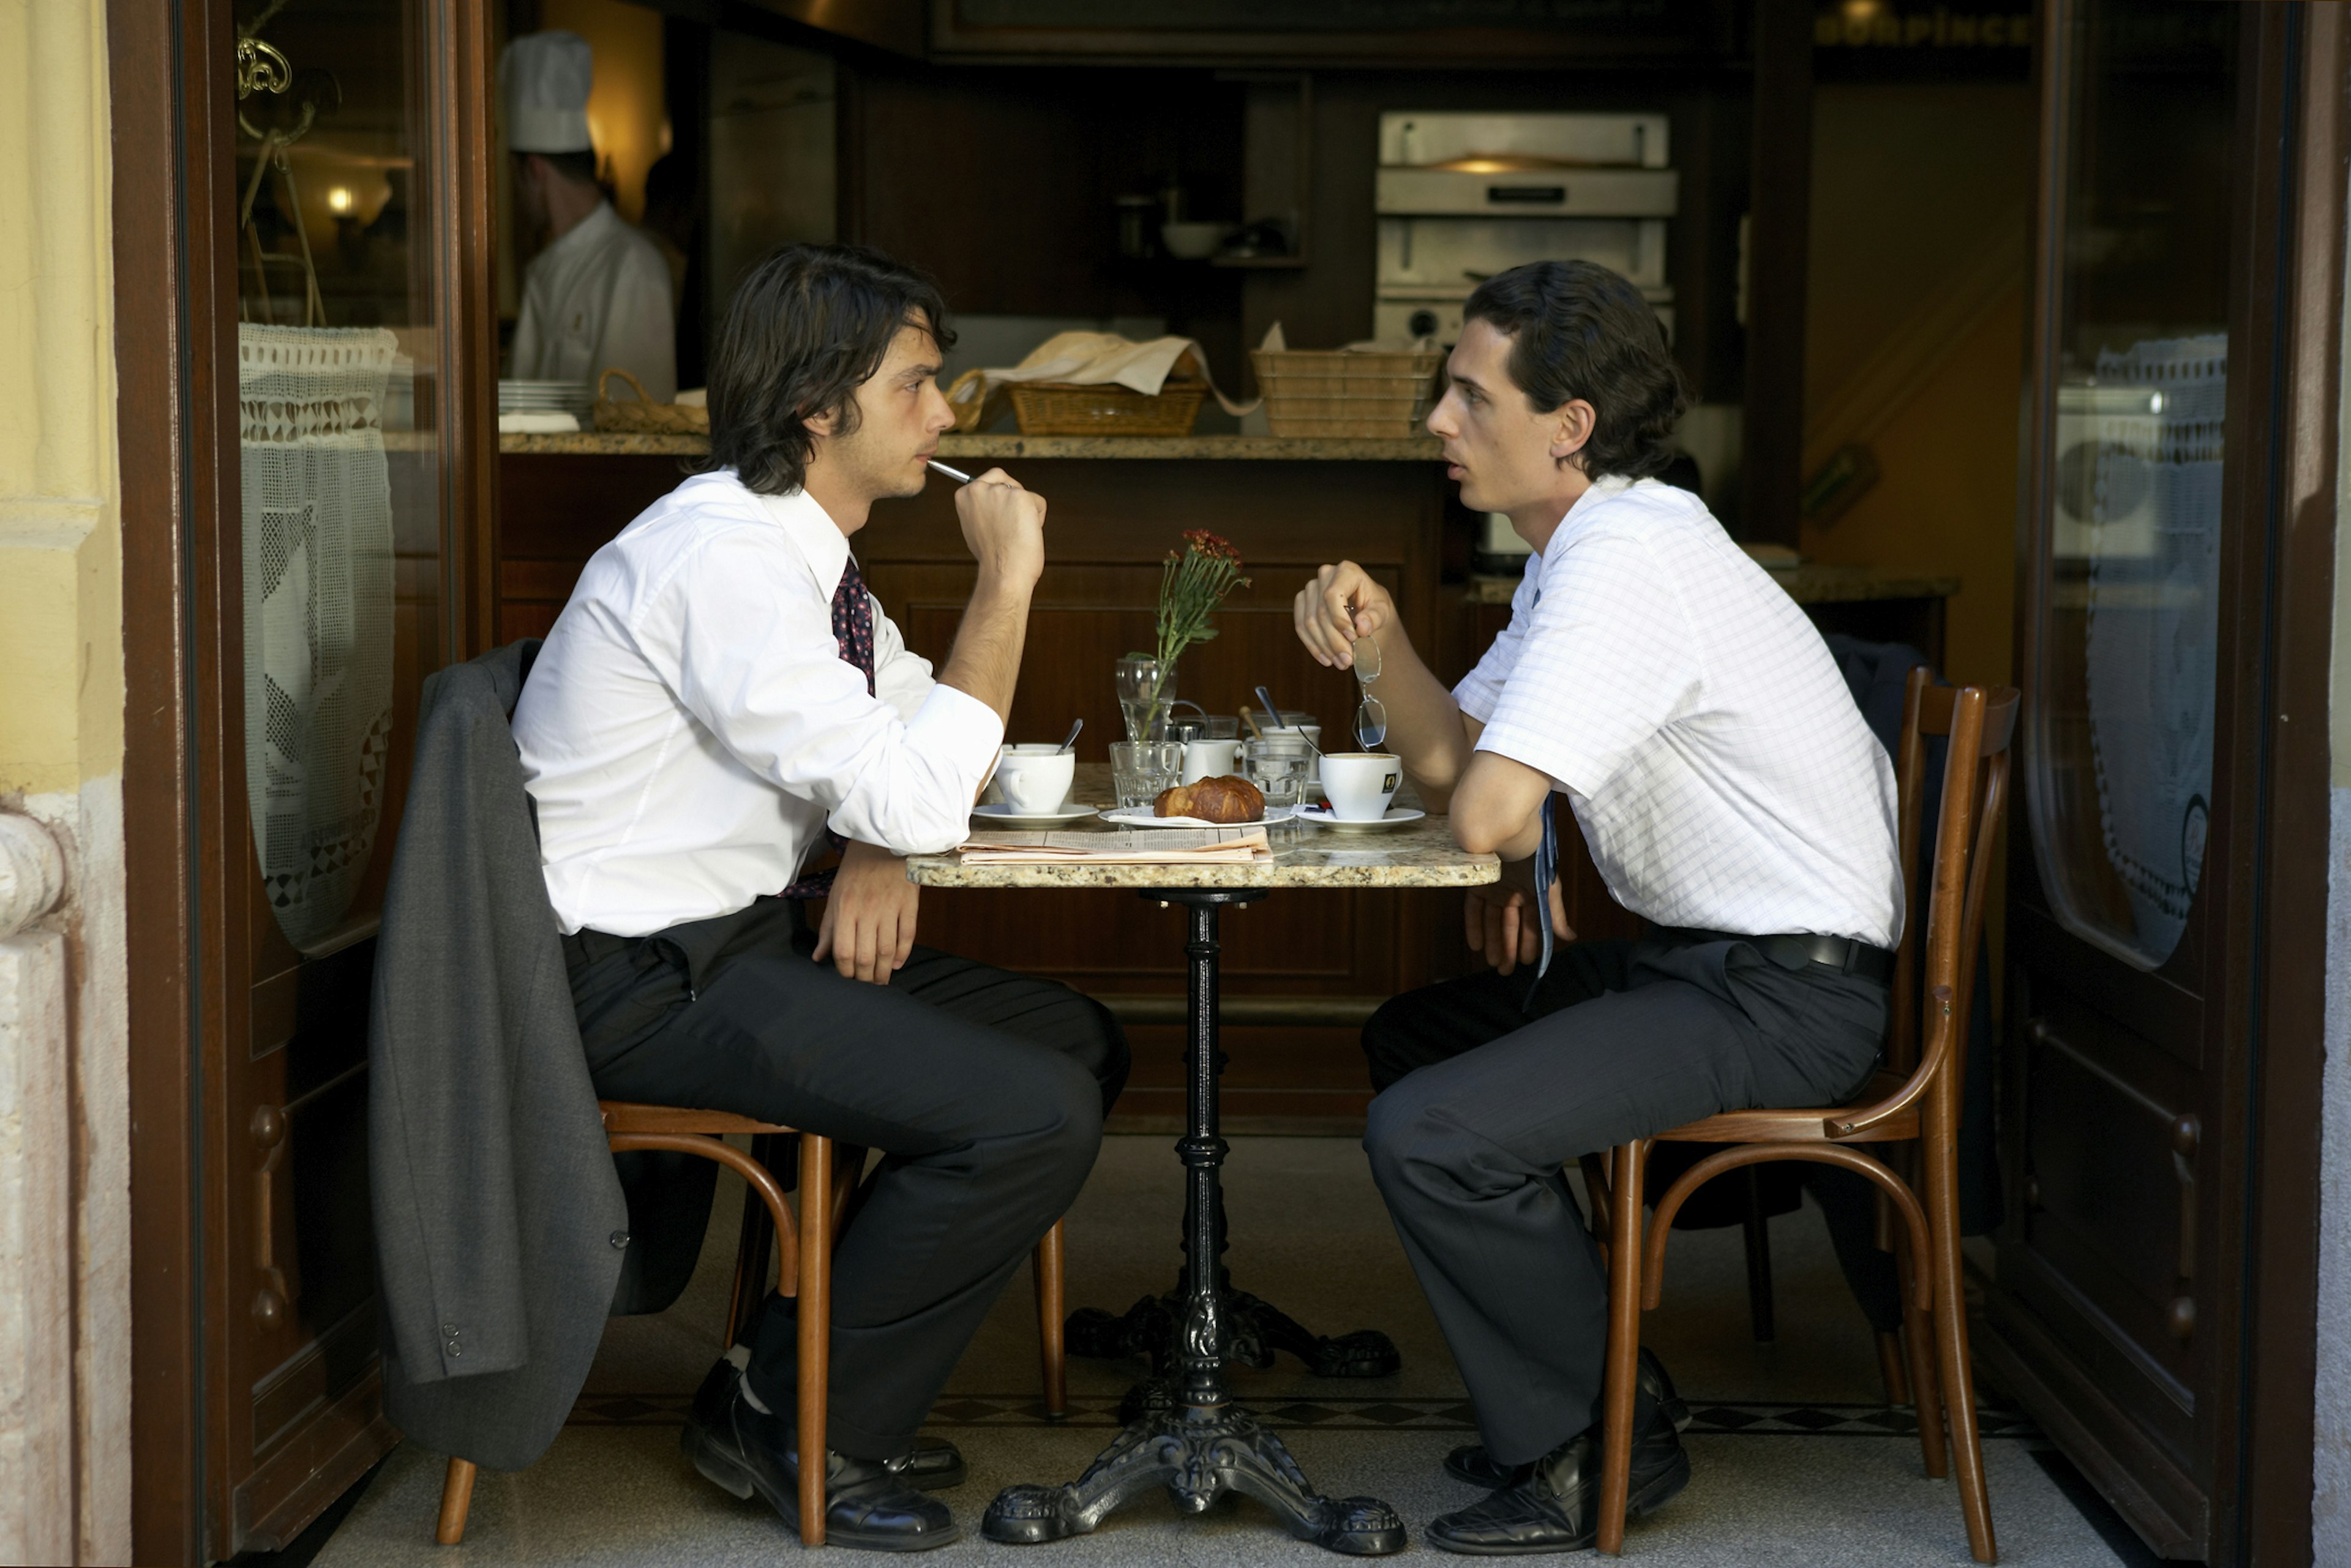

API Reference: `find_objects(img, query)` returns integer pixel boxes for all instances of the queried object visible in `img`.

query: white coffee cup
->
[996,745,1076,814]
[1318,752,1402,822]
[1182,738,1242,784]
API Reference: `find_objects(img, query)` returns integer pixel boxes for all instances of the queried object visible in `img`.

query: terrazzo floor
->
[309,1135,2143,1567]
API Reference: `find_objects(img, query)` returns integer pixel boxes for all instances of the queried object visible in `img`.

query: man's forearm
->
[1373,628,1476,811]
[937,571,1033,724]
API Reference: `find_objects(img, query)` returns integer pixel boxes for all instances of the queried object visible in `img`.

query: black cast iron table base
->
[981,888,1406,1556]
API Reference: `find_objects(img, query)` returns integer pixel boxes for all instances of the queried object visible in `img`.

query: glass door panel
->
[2026,0,2238,973]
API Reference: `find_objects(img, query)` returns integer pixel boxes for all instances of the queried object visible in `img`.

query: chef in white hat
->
[503,30,677,402]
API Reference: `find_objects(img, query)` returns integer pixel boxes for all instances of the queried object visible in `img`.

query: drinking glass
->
[1111,741,1184,809]
[1242,738,1313,809]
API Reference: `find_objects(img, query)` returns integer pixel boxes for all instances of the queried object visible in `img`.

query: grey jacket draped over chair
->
[367,638,631,1471]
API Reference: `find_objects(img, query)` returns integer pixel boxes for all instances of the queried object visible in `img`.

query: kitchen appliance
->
[1373,112,1678,345]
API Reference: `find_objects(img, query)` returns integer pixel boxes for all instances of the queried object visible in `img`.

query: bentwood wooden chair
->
[433,1103,1070,1549]
[1588,673,2017,1564]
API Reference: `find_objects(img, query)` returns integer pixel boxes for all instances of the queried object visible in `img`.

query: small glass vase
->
[1116,654,1176,742]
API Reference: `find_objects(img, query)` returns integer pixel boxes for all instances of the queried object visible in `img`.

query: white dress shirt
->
[511,201,678,402]
[1455,476,1903,948]
[513,471,1003,937]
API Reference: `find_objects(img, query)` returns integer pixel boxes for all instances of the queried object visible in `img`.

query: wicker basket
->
[1008,381,1205,437]
[1251,347,1443,438]
[591,367,709,434]
[945,367,1011,433]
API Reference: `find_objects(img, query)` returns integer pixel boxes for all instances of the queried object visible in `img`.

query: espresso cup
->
[1318,752,1402,822]
[1182,737,1242,784]
[996,745,1076,814]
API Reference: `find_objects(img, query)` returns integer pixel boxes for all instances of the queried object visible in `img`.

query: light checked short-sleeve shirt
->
[512,470,1002,937]
[1455,476,1903,948]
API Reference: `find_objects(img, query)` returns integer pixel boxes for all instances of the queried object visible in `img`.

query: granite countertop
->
[907,766,1496,890]
[500,431,1443,461]
[1465,561,1960,606]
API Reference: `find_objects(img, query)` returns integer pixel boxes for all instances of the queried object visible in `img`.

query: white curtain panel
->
[238,324,398,948]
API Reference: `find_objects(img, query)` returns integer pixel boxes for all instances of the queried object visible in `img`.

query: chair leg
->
[1597,1140,1649,1557]
[435,1457,477,1545]
[1739,1166,1775,1343]
[725,1135,783,1348]
[798,1136,834,1549]
[1877,1329,1911,1406]
[1896,1223,1948,1480]
[1034,1217,1068,1419]
[1924,1111,1996,1563]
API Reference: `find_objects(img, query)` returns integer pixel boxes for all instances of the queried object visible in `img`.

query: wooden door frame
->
[114,1,499,1559]
[2235,4,2342,1562]
[1999,2,2338,1561]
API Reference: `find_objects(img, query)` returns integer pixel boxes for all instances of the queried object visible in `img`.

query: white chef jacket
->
[1455,475,1903,948]
[511,200,678,402]
[512,471,1003,937]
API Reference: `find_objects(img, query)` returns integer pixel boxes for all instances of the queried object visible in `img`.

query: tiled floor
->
[314,1135,2137,1566]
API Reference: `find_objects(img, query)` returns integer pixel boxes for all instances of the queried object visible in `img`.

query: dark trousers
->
[1360,936,1884,1465]
[565,897,1129,1459]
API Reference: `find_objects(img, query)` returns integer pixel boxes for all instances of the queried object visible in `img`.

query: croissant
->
[1154,775,1265,825]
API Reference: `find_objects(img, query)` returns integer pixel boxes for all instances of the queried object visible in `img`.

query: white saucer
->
[972,801,1098,827]
[1297,805,1424,831]
[1098,805,1299,830]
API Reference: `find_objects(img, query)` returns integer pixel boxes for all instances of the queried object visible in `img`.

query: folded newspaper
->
[958,826,1271,865]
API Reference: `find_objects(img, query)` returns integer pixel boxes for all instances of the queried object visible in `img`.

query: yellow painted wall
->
[0,0,124,800]
[538,0,666,224]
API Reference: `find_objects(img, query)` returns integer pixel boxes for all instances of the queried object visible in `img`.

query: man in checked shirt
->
[1291,260,1904,1554]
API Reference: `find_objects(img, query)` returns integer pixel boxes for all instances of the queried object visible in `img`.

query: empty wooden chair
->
[1591,674,2017,1564]
[434,1102,1070,1548]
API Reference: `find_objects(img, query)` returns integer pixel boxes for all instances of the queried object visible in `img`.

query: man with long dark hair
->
[514,242,1127,1551]
[1289,260,1903,1553]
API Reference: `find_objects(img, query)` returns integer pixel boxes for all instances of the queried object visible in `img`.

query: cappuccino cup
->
[996,745,1076,814]
[1318,752,1401,822]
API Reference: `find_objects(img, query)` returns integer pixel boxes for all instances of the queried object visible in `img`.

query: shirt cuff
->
[1474,719,1599,800]
[908,680,1006,793]
[1453,673,1500,725]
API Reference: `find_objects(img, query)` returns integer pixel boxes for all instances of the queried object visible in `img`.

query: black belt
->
[1661,927,1895,986]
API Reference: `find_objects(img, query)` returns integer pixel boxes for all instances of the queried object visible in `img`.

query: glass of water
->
[1110,741,1184,809]
[1243,738,1313,809]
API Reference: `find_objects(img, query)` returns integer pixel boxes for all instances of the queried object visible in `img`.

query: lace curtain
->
[238,324,398,947]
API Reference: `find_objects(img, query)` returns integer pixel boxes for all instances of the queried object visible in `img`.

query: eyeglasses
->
[1352,636,1387,751]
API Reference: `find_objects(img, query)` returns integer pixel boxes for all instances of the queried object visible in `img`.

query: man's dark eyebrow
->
[1449,368,1487,396]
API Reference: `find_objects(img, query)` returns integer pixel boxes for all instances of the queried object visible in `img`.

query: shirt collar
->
[1544,473,1640,557]
[752,484,855,596]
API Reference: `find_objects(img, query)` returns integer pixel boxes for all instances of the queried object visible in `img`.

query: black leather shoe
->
[689,1354,967,1491]
[1442,1346,1691,1489]
[1426,1401,1689,1555]
[681,1379,959,1551]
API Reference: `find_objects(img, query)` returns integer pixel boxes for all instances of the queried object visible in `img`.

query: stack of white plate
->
[498,379,594,419]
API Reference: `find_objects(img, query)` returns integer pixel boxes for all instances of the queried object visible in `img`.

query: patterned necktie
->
[1523,577,1556,1010]
[1524,804,1558,1013]
[781,557,878,898]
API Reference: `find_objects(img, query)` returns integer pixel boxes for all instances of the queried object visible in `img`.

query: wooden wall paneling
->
[1738,0,1813,547]
[924,0,1738,67]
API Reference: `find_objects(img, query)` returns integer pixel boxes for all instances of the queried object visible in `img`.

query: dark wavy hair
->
[1461,260,1687,480]
[696,243,955,495]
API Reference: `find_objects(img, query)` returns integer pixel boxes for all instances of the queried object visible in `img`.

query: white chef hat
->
[501,31,594,155]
